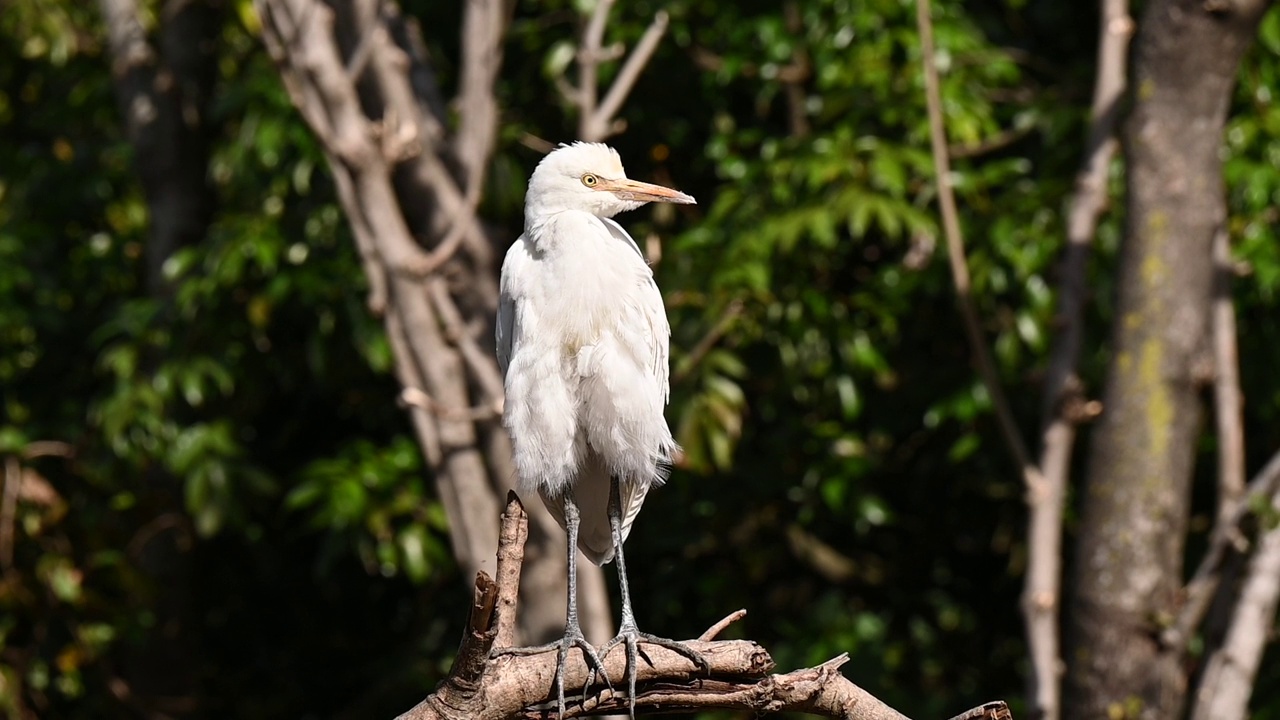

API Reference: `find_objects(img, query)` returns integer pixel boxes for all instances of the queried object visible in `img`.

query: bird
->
[495,142,707,717]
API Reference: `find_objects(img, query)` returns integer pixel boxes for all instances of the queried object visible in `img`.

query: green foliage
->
[4,0,1280,717]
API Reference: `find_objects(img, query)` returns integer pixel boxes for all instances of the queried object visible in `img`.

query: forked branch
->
[561,0,669,143]
[393,494,1011,720]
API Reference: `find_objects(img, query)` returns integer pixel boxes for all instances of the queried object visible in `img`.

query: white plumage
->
[494,143,706,719]
[496,142,687,564]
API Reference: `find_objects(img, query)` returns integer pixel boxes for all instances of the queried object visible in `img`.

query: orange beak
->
[598,178,696,205]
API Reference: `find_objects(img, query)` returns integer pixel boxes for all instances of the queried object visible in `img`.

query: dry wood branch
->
[258,0,502,582]
[456,0,507,190]
[1212,225,1246,524]
[1164,449,1280,653]
[1024,3,1130,719]
[566,0,670,142]
[1190,482,1280,720]
[400,387,502,421]
[394,495,1011,720]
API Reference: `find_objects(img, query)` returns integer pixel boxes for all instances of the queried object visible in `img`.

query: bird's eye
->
[581,173,599,187]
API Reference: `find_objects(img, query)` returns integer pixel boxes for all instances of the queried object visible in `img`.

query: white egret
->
[495,142,706,717]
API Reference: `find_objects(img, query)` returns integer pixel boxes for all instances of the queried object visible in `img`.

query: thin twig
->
[576,0,614,132]
[698,609,748,641]
[399,387,502,421]
[1212,225,1246,524]
[569,0,669,142]
[915,0,1041,488]
[590,10,669,141]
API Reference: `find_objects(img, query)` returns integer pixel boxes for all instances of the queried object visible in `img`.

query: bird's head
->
[524,142,695,228]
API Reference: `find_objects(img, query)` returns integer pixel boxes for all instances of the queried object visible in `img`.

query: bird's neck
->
[524,208,612,250]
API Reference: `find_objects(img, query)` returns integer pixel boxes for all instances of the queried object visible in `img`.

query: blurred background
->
[4,0,1280,718]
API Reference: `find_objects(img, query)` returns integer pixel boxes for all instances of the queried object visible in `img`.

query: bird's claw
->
[496,628,611,717]
[600,625,709,719]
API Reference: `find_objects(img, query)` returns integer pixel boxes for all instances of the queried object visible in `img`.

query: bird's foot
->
[599,624,709,719]
[493,627,611,718]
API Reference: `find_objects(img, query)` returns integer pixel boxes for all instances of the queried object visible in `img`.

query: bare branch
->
[456,0,508,190]
[589,11,669,141]
[426,279,506,400]
[1164,449,1280,652]
[399,387,502,421]
[1189,482,1280,720]
[493,492,529,651]
[914,0,1041,486]
[392,497,1010,720]
[569,0,669,142]
[576,0,615,130]
[698,609,747,641]
[1212,225,1246,523]
[1024,3,1130,719]
[258,0,503,584]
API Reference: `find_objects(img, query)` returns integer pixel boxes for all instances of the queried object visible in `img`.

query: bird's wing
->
[598,217,671,402]
[495,235,532,380]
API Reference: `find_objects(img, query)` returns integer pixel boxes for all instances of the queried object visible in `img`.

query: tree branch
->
[915,0,1042,487]
[568,0,669,143]
[1024,3,1131,719]
[1163,448,1280,653]
[1189,482,1280,720]
[456,0,508,191]
[589,11,668,142]
[393,495,1011,720]
[1212,225,1246,524]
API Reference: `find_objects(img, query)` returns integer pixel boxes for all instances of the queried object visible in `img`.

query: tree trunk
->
[1064,1,1271,718]
[98,0,224,714]
[100,0,220,295]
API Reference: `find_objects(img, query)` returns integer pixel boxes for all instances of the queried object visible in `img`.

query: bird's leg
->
[493,491,610,717]
[599,476,709,719]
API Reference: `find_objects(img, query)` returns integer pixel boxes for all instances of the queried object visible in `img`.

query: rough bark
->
[1064,1,1272,718]
[393,494,1012,720]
